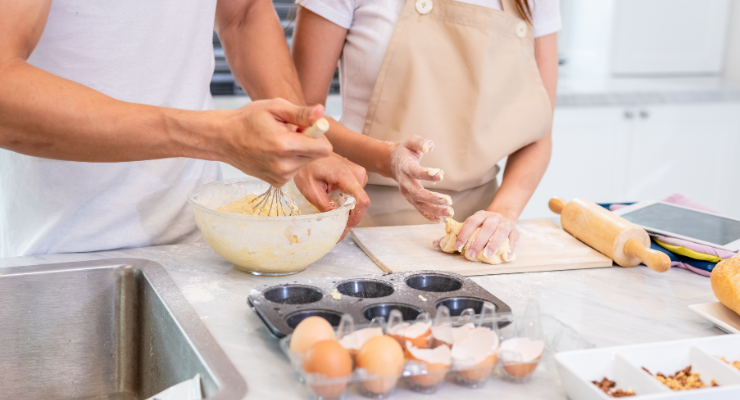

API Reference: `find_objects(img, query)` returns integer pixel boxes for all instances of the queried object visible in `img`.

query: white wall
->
[725,0,740,79]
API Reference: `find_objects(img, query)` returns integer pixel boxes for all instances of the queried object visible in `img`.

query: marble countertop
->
[555,66,740,107]
[0,235,724,400]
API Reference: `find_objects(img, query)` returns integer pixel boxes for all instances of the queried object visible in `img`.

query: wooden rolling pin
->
[549,197,671,273]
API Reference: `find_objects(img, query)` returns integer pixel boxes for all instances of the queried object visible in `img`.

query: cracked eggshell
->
[290,316,336,353]
[338,327,383,357]
[431,323,476,348]
[388,321,432,349]
[500,338,544,377]
[451,328,500,381]
[406,344,451,387]
[356,336,405,395]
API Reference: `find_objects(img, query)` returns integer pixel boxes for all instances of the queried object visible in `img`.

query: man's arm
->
[216,0,305,104]
[0,0,330,187]
[216,0,371,233]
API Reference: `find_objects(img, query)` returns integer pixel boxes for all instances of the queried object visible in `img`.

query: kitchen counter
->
[0,236,723,400]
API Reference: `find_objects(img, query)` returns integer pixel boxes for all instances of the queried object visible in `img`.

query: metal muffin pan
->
[247,270,512,338]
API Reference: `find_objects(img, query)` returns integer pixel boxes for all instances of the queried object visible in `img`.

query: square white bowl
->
[557,337,740,399]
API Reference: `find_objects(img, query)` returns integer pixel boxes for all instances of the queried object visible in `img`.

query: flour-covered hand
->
[455,211,519,260]
[389,136,454,222]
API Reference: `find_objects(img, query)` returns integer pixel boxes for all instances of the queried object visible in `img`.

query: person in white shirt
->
[0,0,370,257]
[292,0,560,260]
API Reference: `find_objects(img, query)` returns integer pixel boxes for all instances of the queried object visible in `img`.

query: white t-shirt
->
[0,0,220,257]
[297,0,562,133]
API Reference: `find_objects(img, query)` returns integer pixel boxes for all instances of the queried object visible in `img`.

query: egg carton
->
[556,335,740,399]
[277,304,593,400]
[247,270,512,339]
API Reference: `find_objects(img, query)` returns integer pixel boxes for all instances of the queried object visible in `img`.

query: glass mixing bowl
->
[188,177,356,275]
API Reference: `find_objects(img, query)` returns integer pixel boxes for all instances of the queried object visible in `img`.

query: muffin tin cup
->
[556,335,740,400]
[248,271,512,339]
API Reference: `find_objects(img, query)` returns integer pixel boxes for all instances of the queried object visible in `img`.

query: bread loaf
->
[710,254,740,315]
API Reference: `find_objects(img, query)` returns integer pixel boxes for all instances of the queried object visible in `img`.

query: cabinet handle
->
[639,110,650,119]
[624,110,634,119]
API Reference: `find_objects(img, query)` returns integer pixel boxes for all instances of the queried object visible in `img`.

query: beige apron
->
[360,0,553,227]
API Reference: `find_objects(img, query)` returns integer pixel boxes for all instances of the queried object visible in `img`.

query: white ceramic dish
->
[556,335,740,399]
[689,302,740,334]
[188,177,355,275]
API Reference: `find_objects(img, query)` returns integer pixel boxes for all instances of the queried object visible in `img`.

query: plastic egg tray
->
[247,270,512,338]
[276,310,592,399]
[556,335,740,399]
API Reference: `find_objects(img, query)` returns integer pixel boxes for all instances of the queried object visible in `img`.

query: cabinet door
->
[611,0,731,74]
[520,106,632,219]
[626,103,740,218]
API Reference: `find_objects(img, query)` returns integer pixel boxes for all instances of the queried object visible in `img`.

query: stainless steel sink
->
[0,259,246,400]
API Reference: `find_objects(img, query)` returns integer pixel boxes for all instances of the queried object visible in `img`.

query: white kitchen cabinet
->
[625,103,740,218]
[522,106,633,219]
[564,0,731,75]
[520,103,740,220]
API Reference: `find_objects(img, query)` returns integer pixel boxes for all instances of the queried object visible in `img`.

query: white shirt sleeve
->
[297,0,357,29]
[531,0,562,38]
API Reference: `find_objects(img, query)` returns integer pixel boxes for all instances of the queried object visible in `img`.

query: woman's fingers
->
[406,186,452,206]
[403,159,444,182]
[399,185,453,220]
[507,227,520,257]
[402,135,435,154]
[455,211,517,260]
[455,211,486,252]
[483,222,513,259]
[468,216,502,257]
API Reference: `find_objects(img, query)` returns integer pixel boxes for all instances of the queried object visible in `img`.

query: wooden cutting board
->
[351,219,614,276]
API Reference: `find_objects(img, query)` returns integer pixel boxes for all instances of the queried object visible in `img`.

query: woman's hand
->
[455,210,519,260]
[389,136,454,222]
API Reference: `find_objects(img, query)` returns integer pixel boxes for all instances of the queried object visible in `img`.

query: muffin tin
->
[247,270,512,338]
[556,335,740,399]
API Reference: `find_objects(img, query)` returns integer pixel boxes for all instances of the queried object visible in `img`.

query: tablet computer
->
[612,201,740,251]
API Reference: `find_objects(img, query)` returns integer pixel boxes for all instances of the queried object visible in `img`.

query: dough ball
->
[439,218,462,253]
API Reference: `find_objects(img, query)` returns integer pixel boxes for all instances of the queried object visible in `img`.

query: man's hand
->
[218,99,333,187]
[294,153,370,241]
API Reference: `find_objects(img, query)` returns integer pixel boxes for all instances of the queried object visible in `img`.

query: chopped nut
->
[645,365,718,391]
[329,290,342,300]
[418,294,427,302]
[720,357,740,371]
[592,377,635,397]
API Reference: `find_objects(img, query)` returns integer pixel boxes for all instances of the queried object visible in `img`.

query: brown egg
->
[290,316,336,353]
[303,340,353,399]
[356,336,405,395]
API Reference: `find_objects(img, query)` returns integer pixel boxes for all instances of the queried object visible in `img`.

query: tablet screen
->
[621,203,740,246]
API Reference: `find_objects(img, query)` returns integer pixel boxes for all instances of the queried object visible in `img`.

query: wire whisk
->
[250,117,330,217]
[250,186,302,217]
